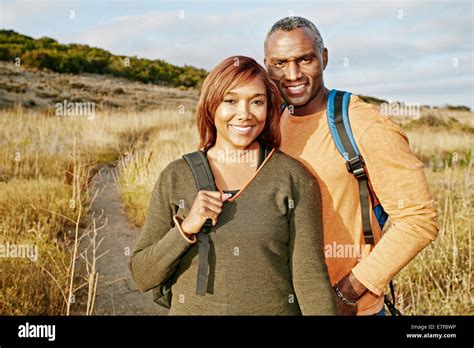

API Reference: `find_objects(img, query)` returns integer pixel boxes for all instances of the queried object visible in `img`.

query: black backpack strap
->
[333,91,374,245]
[182,151,217,296]
[258,142,272,168]
[384,281,402,316]
[182,145,273,296]
[183,151,217,192]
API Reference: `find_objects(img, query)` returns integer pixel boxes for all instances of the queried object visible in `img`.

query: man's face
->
[264,27,328,111]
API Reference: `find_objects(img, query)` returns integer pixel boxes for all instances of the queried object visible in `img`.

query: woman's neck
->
[207,140,260,164]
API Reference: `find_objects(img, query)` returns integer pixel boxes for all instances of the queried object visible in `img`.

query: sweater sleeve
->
[289,179,338,315]
[129,167,194,292]
[351,118,439,295]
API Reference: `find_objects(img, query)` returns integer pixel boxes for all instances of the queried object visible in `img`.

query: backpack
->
[282,89,402,315]
[153,144,271,308]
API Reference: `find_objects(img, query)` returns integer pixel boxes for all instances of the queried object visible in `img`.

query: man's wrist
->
[334,282,358,306]
[348,272,368,298]
[334,272,368,304]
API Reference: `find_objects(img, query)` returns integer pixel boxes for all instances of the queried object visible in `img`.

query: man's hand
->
[334,272,368,316]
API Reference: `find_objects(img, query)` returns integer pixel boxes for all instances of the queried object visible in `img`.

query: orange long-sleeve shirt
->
[280,94,439,315]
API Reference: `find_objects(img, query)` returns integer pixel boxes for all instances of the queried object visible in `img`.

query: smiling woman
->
[129,56,337,315]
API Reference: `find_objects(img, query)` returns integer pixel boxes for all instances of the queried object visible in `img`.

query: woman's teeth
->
[230,125,253,134]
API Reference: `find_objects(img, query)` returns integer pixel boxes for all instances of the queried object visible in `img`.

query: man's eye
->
[300,58,311,63]
[274,61,284,67]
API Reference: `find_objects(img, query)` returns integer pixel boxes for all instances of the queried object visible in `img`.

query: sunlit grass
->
[395,164,472,315]
[1,104,471,315]
[0,107,181,314]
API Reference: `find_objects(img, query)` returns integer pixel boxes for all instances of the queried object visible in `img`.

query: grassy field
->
[0,101,472,315]
[0,106,181,314]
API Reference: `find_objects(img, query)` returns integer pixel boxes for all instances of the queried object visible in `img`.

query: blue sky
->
[1,0,473,109]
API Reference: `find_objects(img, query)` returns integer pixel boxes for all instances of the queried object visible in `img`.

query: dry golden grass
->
[1,103,472,315]
[0,106,182,314]
[116,109,198,226]
[396,164,472,315]
[406,130,472,166]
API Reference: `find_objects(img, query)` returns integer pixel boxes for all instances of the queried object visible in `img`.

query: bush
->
[0,29,207,88]
[446,104,471,112]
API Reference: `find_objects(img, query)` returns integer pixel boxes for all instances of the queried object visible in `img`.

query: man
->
[264,16,439,315]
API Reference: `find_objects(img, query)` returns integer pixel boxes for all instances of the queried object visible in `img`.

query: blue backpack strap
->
[327,89,360,159]
[327,89,347,159]
[327,89,374,245]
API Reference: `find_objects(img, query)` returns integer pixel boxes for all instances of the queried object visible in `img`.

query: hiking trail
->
[80,164,167,315]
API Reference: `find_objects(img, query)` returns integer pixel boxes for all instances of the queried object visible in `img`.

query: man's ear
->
[322,48,328,70]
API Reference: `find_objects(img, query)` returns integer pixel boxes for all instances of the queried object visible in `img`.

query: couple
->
[129,17,439,315]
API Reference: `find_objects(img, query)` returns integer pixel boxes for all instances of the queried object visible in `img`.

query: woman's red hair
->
[196,56,281,149]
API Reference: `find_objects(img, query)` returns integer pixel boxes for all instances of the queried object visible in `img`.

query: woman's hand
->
[180,191,232,234]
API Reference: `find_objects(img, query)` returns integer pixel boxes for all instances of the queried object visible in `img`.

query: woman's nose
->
[236,101,251,120]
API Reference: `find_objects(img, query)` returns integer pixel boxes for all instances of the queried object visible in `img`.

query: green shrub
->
[0,29,207,88]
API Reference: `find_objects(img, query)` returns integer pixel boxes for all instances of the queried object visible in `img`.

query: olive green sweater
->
[129,150,337,315]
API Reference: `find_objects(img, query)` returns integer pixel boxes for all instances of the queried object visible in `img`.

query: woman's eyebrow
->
[226,91,267,98]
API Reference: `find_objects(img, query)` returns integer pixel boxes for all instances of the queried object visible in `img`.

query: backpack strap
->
[182,151,217,296]
[183,145,273,296]
[327,89,374,245]
[260,142,272,164]
[328,90,401,314]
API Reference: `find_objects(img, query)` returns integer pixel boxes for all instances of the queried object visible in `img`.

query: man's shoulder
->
[348,94,385,123]
[347,94,404,139]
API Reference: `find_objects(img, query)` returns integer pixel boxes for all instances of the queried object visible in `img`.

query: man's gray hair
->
[264,16,324,53]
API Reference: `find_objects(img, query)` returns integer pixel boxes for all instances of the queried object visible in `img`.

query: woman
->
[129,56,336,315]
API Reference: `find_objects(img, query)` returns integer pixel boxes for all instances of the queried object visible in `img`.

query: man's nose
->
[285,61,301,81]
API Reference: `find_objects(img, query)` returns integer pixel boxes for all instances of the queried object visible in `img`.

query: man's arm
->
[349,116,439,296]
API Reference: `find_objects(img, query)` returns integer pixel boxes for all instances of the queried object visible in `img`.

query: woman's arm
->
[289,179,337,315]
[129,168,194,293]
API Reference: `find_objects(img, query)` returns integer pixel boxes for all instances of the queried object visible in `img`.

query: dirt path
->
[84,164,167,315]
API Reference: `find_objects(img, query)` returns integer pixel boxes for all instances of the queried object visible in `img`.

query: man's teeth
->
[288,84,306,91]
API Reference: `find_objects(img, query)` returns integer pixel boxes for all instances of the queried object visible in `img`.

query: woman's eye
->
[224,99,236,104]
[252,100,264,106]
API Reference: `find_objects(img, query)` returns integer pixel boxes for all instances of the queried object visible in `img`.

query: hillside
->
[0,61,199,112]
[0,30,207,89]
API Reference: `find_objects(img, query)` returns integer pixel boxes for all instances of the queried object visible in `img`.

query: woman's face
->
[214,77,268,150]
